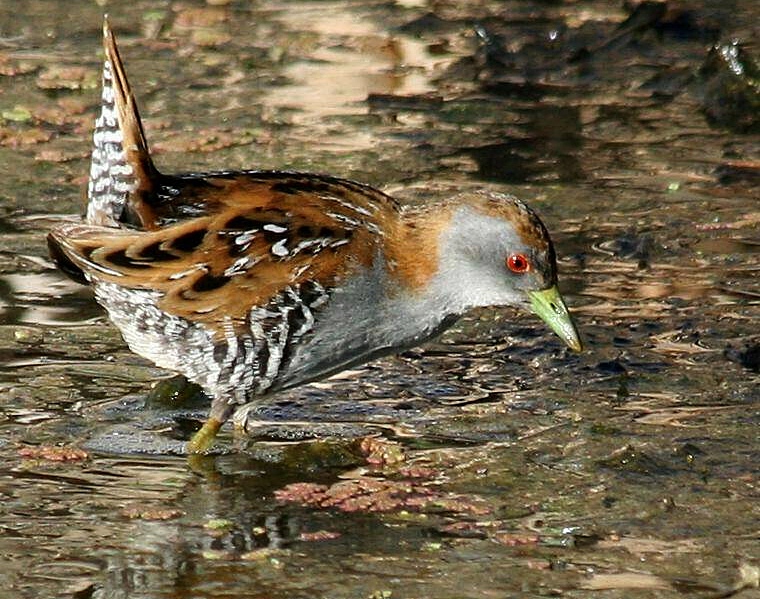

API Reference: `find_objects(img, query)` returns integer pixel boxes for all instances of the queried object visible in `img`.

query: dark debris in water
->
[724,340,760,373]
[714,160,760,186]
[697,41,759,133]
[367,93,444,112]
[597,444,681,477]
[595,229,655,269]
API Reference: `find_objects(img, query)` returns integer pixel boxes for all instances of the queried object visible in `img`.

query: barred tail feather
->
[86,17,157,227]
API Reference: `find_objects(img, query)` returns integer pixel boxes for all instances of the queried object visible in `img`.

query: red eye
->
[506,253,530,274]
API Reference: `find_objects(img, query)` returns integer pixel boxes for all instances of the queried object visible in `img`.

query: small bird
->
[48,20,582,453]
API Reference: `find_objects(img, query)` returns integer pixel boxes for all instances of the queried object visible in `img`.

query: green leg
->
[186,398,234,454]
[187,417,223,454]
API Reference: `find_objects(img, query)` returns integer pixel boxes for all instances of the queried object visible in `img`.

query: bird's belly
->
[275,292,459,392]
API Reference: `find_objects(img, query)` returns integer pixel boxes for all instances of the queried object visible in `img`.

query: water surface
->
[0,1,757,597]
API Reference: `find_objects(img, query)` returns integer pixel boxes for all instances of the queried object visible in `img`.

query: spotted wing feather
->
[49,181,385,333]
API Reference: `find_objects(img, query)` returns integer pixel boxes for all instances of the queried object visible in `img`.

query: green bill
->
[529,285,582,352]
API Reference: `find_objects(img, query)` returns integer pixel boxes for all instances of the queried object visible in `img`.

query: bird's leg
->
[186,397,234,454]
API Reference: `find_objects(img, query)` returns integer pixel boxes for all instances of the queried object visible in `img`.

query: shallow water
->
[0,1,758,598]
